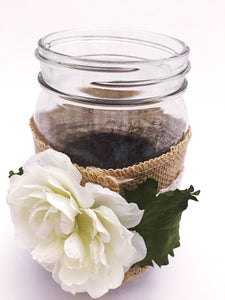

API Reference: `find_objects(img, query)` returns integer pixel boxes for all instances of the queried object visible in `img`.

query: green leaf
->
[124,178,158,210]
[124,179,199,267]
[8,167,24,178]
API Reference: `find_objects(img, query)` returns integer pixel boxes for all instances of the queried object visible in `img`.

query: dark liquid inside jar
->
[63,132,166,169]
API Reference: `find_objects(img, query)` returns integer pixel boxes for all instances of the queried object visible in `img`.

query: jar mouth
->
[36,29,189,72]
[36,29,190,104]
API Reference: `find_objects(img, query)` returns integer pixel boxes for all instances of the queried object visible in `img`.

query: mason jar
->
[31,29,191,192]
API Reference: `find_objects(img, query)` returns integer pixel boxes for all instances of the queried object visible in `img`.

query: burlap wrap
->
[29,116,191,283]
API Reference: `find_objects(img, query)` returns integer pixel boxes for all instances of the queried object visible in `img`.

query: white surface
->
[1,0,225,299]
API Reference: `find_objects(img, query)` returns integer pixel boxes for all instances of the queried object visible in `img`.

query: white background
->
[1,0,225,299]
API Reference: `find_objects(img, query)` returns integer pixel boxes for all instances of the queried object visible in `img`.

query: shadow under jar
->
[34,30,190,170]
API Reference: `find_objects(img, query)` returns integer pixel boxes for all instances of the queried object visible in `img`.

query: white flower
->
[7,149,146,298]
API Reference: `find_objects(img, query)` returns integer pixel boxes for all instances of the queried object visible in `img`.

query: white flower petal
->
[70,182,94,209]
[23,190,47,201]
[94,205,122,227]
[53,261,89,292]
[45,192,76,222]
[44,171,72,198]
[86,262,124,298]
[64,233,85,262]
[98,240,107,266]
[36,216,54,239]
[28,205,49,223]
[106,263,125,289]
[96,206,135,259]
[59,265,90,287]
[38,165,94,209]
[7,177,48,205]
[89,239,107,267]
[43,205,58,222]
[60,212,74,235]
[14,223,40,249]
[32,236,63,264]
[130,231,147,264]
[24,149,82,183]
[54,216,62,236]
[85,182,144,228]
[85,209,110,243]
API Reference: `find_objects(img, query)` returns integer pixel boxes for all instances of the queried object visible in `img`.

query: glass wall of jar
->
[34,30,190,169]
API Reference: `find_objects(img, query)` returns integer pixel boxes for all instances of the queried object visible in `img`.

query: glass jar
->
[34,29,190,170]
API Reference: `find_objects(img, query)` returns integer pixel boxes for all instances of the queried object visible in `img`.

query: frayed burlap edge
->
[29,116,191,283]
[122,265,150,284]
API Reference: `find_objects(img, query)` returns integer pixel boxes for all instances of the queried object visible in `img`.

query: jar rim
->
[35,29,190,105]
[36,29,190,71]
